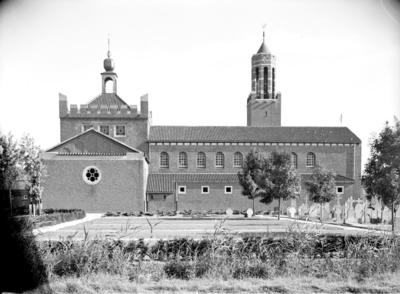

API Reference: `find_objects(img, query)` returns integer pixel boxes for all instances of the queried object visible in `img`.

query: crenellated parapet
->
[59,93,150,119]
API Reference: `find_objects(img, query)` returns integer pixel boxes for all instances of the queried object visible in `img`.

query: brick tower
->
[247,29,281,127]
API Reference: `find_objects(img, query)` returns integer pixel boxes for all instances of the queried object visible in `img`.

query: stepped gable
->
[149,126,361,144]
[87,93,131,111]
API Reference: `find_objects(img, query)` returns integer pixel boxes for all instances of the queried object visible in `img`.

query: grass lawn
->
[38,272,400,294]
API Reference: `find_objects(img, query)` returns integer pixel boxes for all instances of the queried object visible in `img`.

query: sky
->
[0,0,399,170]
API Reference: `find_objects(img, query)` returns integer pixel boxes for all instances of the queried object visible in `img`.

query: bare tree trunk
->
[9,187,12,214]
[392,200,395,232]
[278,197,281,220]
[320,201,323,223]
[252,196,255,215]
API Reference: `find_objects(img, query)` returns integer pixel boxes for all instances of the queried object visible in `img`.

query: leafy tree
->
[362,117,400,231]
[259,150,302,220]
[0,133,23,212]
[238,149,268,213]
[304,163,337,221]
[19,134,47,215]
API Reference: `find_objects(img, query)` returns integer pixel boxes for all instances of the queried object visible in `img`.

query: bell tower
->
[247,27,281,127]
[101,37,118,94]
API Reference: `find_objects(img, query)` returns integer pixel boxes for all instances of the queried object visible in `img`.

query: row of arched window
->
[159,151,316,169]
[160,152,244,168]
[290,152,316,168]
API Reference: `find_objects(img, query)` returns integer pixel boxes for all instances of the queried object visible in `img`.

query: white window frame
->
[114,125,126,137]
[197,152,206,168]
[178,152,188,168]
[202,186,209,194]
[99,125,110,136]
[82,166,102,185]
[82,124,94,132]
[225,186,233,194]
[215,152,224,168]
[291,152,298,169]
[178,186,186,194]
[336,186,344,194]
[233,152,243,167]
[160,152,169,168]
[306,153,315,167]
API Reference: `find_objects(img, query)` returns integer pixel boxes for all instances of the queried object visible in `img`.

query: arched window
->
[291,152,297,169]
[306,152,315,167]
[160,152,169,168]
[272,68,275,99]
[255,67,260,96]
[233,152,243,167]
[197,152,206,168]
[61,147,71,153]
[215,152,224,168]
[263,67,268,99]
[179,152,187,168]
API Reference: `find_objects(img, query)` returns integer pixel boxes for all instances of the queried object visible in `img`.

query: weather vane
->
[107,33,111,58]
[262,23,266,40]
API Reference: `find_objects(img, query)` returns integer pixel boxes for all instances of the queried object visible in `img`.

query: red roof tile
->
[147,173,355,193]
[87,93,130,110]
[149,126,361,144]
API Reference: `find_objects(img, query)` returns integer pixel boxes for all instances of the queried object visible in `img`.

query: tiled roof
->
[149,126,361,144]
[87,93,130,110]
[57,153,127,156]
[147,173,239,193]
[301,174,355,183]
[146,173,355,193]
[257,41,271,54]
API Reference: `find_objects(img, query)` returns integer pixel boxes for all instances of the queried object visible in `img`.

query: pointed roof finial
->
[262,23,266,41]
[107,34,111,58]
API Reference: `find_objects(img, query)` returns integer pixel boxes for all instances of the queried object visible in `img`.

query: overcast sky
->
[0,0,399,170]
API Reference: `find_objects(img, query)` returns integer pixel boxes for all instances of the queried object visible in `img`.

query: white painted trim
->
[201,186,210,194]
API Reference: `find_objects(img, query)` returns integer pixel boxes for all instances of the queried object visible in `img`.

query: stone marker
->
[226,208,233,217]
[246,208,253,218]
[334,204,342,222]
[355,203,364,222]
[345,197,358,223]
[309,203,320,218]
[287,207,296,218]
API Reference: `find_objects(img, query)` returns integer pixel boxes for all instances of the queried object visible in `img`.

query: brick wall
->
[42,157,146,212]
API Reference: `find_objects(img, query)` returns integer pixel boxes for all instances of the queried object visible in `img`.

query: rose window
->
[82,166,102,185]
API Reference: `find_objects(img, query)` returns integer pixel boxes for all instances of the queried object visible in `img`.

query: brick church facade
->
[42,35,362,213]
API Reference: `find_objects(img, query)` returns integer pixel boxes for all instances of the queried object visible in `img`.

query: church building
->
[43,34,362,213]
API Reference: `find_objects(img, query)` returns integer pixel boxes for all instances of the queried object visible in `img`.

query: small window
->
[82,125,93,132]
[160,152,169,168]
[82,166,102,185]
[99,125,110,135]
[178,186,186,194]
[115,125,126,137]
[215,152,224,168]
[197,152,206,168]
[225,186,232,194]
[151,195,153,200]
[23,195,28,200]
[233,152,243,167]
[291,153,298,169]
[306,152,315,167]
[164,195,166,200]
[336,186,344,194]
[179,152,188,168]
[202,186,209,194]
[265,111,268,117]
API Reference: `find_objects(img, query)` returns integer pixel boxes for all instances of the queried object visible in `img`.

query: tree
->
[19,134,47,215]
[0,133,23,213]
[259,150,302,220]
[238,149,268,213]
[304,163,337,222]
[362,117,400,232]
